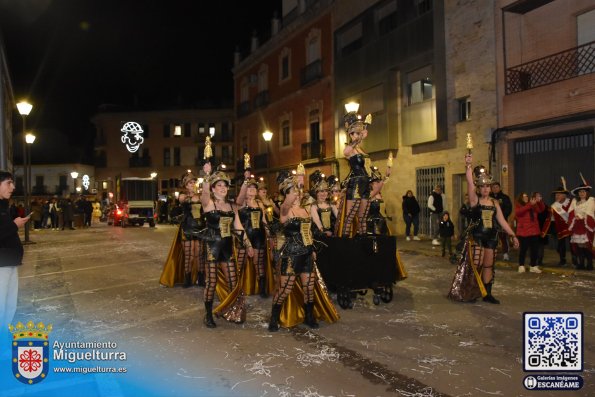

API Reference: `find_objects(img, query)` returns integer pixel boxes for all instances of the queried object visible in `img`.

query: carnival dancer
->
[366,166,392,236]
[159,172,205,288]
[545,179,575,267]
[309,171,338,238]
[568,174,595,270]
[268,171,339,332]
[200,162,253,328]
[335,111,373,237]
[448,154,518,303]
[235,170,273,298]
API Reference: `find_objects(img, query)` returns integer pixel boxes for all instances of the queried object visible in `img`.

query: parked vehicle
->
[118,178,158,228]
[106,204,125,226]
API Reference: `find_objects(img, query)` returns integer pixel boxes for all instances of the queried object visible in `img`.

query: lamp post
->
[71,171,79,194]
[262,130,273,187]
[17,101,33,243]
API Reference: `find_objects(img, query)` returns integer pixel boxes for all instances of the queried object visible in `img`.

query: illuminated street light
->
[17,101,33,244]
[150,172,158,179]
[71,171,79,194]
[262,130,273,187]
[344,102,360,113]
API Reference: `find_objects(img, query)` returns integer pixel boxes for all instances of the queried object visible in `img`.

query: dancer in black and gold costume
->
[448,154,518,304]
[309,171,337,238]
[236,172,273,298]
[268,172,339,332]
[200,163,253,328]
[159,172,205,288]
[336,111,373,237]
[367,166,391,236]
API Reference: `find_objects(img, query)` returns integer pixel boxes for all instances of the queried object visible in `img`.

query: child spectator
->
[439,211,455,257]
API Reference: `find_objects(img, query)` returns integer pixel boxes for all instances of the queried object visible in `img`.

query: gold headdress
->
[181,171,198,188]
[344,111,372,133]
[207,165,231,186]
[473,165,494,186]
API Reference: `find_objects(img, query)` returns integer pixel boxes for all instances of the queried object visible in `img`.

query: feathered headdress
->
[571,172,592,195]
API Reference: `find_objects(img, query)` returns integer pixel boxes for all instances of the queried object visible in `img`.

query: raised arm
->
[235,170,252,206]
[465,154,478,206]
[201,162,212,209]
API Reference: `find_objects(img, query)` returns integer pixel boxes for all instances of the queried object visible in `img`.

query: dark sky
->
[0,0,281,163]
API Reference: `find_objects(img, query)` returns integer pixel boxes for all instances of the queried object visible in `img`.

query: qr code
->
[524,312,582,371]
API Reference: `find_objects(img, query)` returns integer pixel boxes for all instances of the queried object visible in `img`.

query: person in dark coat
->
[0,171,30,339]
[439,211,455,257]
[490,182,513,261]
[61,197,75,230]
[402,190,421,240]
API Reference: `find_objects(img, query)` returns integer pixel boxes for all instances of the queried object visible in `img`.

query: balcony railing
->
[301,140,325,161]
[506,40,595,94]
[238,100,251,117]
[300,59,323,86]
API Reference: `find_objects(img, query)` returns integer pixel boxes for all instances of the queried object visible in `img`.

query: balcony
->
[301,140,325,161]
[253,90,269,109]
[300,59,323,86]
[129,157,152,168]
[506,40,595,94]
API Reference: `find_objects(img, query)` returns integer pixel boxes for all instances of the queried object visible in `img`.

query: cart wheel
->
[373,295,380,305]
[380,286,393,303]
[337,291,351,309]
[357,289,368,296]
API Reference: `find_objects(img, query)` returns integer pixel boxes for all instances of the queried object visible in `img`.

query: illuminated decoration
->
[108,192,114,199]
[120,121,145,153]
[82,175,90,190]
[209,126,215,137]
[150,172,157,179]
[466,133,473,154]
[76,187,82,193]
[244,153,251,170]
[204,136,213,160]
[174,191,180,199]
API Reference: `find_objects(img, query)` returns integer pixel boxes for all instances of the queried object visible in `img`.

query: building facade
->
[0,32,15,171]
[92,108,235,202]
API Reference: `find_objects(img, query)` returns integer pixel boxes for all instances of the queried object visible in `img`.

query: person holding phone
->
[0,171,30,343]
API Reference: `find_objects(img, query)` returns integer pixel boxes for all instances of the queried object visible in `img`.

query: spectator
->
[402,190,420,241]
[61,197,75,230]
[82,197,93,227]
[459,193,472,236]
[490,182,513,261]
[439,211,455,258]
[30,199,42,230]
[427,185,446,246]
[515,191,546,273]
[49,198,59,230]
[534,192,549,266]
[0,171,30,342]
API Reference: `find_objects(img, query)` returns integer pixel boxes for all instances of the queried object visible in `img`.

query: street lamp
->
[71,171,79,194]
[262,130,273,187]
[344,101,360,113]
[17,101,33,244]
[150,172,158,179]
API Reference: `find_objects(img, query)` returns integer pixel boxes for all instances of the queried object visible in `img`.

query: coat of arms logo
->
[9,321,52,385]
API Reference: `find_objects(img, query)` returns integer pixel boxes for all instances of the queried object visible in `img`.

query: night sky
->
[0,0,281,163]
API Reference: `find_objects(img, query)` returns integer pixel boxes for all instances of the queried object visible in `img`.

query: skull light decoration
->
[121,121,145,153]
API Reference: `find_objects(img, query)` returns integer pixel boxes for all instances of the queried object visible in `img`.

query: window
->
[198,123,205,134]
[35,175,43,188]
[221,122,231,141]
[184,123,191,137]
[173,125,182,136]
[279,48,291,81]
[339,22,363,57]
[163,124,170,138]
[309,109,320,142]
[258,65,268,92]
[161,180,168,189]
[173,147,180,166]
[163,148,171,167]
[457,97,471,122]
[306,29,321,64]
[208,123,216,138]
[377,0,398,35]
[221,146,230,163]
[281,120,291,147]
[406,66,434,105]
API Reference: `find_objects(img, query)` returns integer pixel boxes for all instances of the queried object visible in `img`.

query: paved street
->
[1,222,593,397]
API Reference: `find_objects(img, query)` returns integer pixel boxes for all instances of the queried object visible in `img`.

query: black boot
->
[203,301,216,328]
[183,272,192,288]
[482,283,500,304]
[572,255,579,268]
[268,304,282,332]
[258,277,268,298]
[576,254,585,270]
[197,272,206,287]
[586,253,593,271]
[304,302,319,329]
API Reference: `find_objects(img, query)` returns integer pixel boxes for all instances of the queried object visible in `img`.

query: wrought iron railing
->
[253,90,269,109]
[300,59,323,86]
[301,140,325,161]
[506,40,595,94]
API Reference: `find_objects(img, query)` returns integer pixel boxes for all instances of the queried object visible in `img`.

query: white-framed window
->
[306,29,321,64]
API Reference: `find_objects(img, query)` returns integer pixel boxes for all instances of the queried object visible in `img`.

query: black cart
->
[316,235,398,309]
